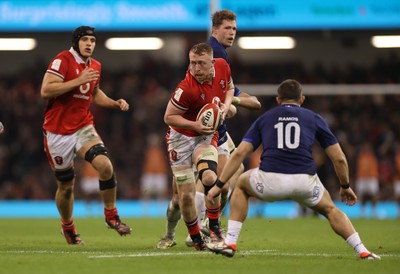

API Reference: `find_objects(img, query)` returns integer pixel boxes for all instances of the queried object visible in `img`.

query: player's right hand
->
[206,186,221,204]
[193,119,215,135]
[79,67,99,85]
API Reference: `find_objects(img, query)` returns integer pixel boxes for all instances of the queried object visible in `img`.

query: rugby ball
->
[196,103,221,132]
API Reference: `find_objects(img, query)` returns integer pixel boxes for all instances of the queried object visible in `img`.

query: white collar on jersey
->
[69,47,92,66]
[189,66,215,84]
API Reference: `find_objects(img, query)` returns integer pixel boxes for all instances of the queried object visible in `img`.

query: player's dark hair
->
[212,9,236,27]
[190,43,213,56]
[72,26,96,53]
[277,79,303,100]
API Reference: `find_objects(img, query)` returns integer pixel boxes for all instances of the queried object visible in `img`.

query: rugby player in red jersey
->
[163,43,234,250]
[40,26,132,245]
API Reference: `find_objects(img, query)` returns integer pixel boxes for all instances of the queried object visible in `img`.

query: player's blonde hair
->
[190,43,213,57]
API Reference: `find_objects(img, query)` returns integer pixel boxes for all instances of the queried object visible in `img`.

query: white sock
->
[166,201,181,238]
[346,232,369,255]
[195,191,206,225]
[225,220,242,246]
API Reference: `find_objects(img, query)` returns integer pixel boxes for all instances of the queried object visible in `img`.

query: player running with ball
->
[164,43,234,250]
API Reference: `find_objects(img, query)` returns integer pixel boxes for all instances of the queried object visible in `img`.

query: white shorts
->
[140,173,168,198]
[218,132,236,156]
[166,128,217,167]
[249,168,325,207]
[44,125,102,169]
[355,178,379,196]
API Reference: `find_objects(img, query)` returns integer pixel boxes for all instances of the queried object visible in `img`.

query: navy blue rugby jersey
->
[242,104,338,174]
[208,36,241,146]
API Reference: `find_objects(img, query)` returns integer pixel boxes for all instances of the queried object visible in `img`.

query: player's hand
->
[219,103,229,121]
[194,119,215,135]
[116,99,129,111]
[206,186,221,205]
[0,122,4,135]
[78,67,99,85]
[339,187,357,206]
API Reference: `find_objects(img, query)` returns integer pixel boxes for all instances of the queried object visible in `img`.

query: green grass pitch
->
[0,217,398,274]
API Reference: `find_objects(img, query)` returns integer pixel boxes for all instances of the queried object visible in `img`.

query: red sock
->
[61,219,74,229]
[185,218,200,236]
[104,208,118,219]
[206,204,221,220]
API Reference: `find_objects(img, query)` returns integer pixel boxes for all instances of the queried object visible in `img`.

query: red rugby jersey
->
[43,48,101,135]
[170,58,231,137]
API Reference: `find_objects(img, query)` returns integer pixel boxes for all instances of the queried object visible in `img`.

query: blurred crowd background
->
[0,49,399,206]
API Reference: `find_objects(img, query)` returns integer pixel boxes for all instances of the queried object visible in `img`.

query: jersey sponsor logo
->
[73,94,89,100]
[212,97,220,105]
[51,59,62,71]
[80,83,90,94]
[174,88,183,101]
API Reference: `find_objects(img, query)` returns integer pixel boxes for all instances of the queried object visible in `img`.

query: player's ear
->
[300,95,305,105]
[276,96,281,105]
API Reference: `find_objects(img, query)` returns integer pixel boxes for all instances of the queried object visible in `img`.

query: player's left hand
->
[339,187,357,206]
[219,103,228,121]
[206,186,221,205]
[116,99,129,111]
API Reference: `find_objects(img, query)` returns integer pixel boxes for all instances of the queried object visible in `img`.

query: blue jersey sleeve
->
[315,114,338,148]
[243,118,262,151]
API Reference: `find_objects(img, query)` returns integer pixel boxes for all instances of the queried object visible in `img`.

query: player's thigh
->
[217,153,229,175]
[311,190,336,215]
[44,131,76,170]
[236,169,258,197]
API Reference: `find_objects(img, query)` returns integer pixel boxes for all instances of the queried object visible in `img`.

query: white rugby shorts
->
[166,128,216,167]
[44,125,102,169]
[249,168,325,207]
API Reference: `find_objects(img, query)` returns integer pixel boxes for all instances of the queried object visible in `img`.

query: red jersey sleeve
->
[170,81,195,111]
[46,50,70,80]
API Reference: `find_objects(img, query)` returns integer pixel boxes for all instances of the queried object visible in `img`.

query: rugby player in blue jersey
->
[206,79,380,260]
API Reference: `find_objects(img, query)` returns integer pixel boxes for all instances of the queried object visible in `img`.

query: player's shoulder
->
[90,57,101,68]
[52,50,71,61]
[214,58,228,66]
[214,58,230,74]
[174,77,196,100]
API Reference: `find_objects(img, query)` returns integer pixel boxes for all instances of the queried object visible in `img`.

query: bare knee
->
[57,181,74,198]
[92,156,113,179]
[180,192,195,207]
[201,169,217,186]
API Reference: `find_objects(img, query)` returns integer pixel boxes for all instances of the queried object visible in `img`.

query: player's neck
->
[281,101,300,106]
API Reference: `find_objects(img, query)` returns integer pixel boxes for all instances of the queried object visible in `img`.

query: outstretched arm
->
[92,87,129,111]
[206,141,254,202]
[325,143,357,206]
[233,92,261,110]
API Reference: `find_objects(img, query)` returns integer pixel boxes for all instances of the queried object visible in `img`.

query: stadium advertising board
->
[0,0,399,31]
